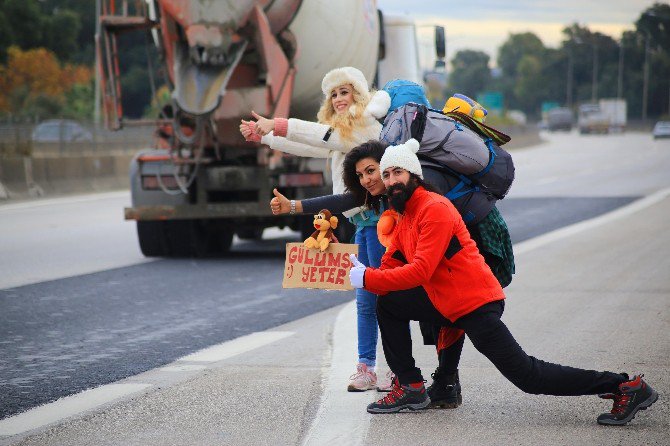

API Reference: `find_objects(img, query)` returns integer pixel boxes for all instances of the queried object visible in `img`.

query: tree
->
[497,32,545,79]
[513,55,545,115]
[0,46,92,118]
[496,32,548,115]
[637,2,670,52]
[448,50,491,98]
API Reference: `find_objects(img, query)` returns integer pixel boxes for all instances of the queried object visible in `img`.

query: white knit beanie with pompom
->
[379,138,423,179]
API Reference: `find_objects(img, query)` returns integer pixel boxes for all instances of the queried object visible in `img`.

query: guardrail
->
[0,121,157,157]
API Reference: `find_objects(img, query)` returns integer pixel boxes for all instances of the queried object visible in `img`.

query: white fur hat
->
[380,139,423,179]
[321,66,371,101]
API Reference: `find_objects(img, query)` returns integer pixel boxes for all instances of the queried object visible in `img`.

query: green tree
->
[513,55,545,115]
[496,32,548,116]
[0,0,44,59]
[0,0,83,63]
[43,9,82,62]
[448,50,491,98]
[637,2,670,52]
[497,32,545,79]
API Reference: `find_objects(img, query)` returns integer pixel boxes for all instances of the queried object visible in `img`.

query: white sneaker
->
[347,363,377,392]
[376,370,396,392]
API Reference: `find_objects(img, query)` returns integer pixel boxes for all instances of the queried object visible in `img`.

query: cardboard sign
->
[282,242,359,291]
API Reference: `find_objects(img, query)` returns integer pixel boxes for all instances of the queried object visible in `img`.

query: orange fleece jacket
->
[364,187,505,322]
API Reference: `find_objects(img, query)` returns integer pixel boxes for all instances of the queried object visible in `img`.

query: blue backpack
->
[382,79,431,114]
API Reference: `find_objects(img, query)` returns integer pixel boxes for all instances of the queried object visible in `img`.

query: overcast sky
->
[376,0,657,67]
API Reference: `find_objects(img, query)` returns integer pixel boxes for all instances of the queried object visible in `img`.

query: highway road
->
[0,130,669,445]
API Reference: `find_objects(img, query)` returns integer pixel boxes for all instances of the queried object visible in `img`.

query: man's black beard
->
[387,180,418,214]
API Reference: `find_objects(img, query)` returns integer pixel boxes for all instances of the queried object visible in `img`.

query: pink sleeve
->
[274,118,289,137]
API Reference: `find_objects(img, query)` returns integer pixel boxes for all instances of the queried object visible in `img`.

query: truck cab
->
[578,104,610,134]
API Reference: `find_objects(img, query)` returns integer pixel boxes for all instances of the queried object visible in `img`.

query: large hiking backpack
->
[380,103,515,201]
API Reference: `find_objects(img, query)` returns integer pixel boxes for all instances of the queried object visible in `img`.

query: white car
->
[652,121,670,139]
[31,119,93,143]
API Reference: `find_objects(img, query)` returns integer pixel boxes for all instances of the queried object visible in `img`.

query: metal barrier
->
[0,119,157,157]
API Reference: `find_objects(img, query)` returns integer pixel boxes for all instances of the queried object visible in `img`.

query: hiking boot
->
[427,368,462,409]
[347,363,377,392]
[367,381,430,414]
[597,374,658,426]
[376,370,396,392]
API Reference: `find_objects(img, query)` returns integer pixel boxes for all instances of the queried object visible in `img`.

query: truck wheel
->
[215,229,234,252]
[137,221,168,257]
[299,215,315,241]
[236,227,264,240]
[164,220,209,257]
[335,217,356,244]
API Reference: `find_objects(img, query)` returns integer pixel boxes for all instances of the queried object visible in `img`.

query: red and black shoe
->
[367,380,430,414]
[597,374,658,426]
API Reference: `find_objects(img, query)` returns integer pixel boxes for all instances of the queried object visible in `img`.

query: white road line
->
[0,330,295,438]
[0,191,129,212]
[302,301,376,446]
[0,384,150,437]
[178,331,294,362]
[160,364,207,372]
[514,187,670,255]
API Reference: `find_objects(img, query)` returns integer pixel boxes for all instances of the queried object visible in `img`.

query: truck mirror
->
[435,26,445,59]
[377,9,386,60]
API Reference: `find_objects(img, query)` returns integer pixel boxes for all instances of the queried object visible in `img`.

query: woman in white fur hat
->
[239,67,391,392]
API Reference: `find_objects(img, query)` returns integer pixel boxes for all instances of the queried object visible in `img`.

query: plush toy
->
[376,209,399,249]
[304,209,339,251]
[443,93,488,123]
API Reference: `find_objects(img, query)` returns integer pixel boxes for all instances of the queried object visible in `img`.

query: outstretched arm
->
[245,111,360,156]
[270,189,362,215]
[240,119,330,158]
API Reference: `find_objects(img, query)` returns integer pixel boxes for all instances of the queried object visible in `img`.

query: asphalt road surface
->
[1,131,669,440]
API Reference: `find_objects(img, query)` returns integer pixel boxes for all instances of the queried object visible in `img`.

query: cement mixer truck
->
[98,0,444,256]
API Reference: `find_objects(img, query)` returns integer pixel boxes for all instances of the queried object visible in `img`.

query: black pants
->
[377,287,626,395]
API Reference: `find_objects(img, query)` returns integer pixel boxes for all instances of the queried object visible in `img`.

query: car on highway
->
[652,121,670,139]
[31,119,93,143]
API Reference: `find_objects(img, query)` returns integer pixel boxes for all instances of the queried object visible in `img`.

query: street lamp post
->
[567,37,598,106]
[617,37,624,100]
[566,47,574,108]
[591,42,598,102]
[642,32,650,122]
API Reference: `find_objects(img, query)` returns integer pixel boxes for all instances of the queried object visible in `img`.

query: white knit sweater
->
[261,90,390,218]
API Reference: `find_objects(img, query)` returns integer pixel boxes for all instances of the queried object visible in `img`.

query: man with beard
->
[347,139,657,425]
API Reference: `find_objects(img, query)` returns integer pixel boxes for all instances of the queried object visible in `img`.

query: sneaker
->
[597,374,658,426]
[376,370,396,392]
[367,380,430,414]
[347,363,377,392]
[427,368,462,409]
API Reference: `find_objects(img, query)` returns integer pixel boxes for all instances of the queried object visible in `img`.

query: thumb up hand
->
[349,254,366,289]
[270,188,291,215]
[251,111,274,136]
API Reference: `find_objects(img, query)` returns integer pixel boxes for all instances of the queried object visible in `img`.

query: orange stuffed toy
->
[376,209,399,249]
[304,209,339,251]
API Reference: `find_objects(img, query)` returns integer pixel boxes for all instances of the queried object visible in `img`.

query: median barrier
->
[0,125,541,201]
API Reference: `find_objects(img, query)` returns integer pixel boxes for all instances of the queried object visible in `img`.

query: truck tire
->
[299,215,315,242]
[163,220,209,257]
[137,221,168,257]
[335,217,356,244]
[214,228,234,253]
[236,227,264,240]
